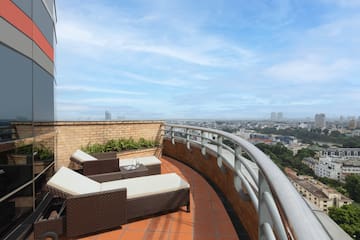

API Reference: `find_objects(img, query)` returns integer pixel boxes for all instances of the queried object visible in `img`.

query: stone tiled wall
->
[163,139,258,240]
[26,121,164,169]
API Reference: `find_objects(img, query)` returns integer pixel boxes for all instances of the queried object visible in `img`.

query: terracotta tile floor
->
[33,157,240,240]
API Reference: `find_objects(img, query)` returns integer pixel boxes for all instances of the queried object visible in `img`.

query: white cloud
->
[321,0,360,7]
[288,99,332,106]
[57,85,145,95]
[55,0,360,119]
[264,57,355,82]
[115,70,188,87]
[57,4,257,68]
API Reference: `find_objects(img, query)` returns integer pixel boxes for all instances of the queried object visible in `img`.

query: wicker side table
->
[120,164,149,179]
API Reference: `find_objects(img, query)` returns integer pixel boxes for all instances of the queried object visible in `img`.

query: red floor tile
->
[143,230,169,240]
[118,230,145,240]
[125,219,151,231]
[168,232,193,240]
[147,215,172,232]
[95,228,123,239]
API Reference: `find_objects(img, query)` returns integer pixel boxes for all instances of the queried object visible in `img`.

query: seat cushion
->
[119,156,161,167]
[101,173,189,199]
[70,149,97,164]
[47,167,101,196]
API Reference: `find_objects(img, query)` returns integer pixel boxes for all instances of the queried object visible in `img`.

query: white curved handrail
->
[164,124,331,240]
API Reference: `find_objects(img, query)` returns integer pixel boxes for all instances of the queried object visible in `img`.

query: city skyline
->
[56,0,360,120]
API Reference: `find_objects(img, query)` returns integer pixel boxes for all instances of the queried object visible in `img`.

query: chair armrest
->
[66,189,127,238]
[87,171,123,183]
[83,158,119,175]
[91,152,117,160]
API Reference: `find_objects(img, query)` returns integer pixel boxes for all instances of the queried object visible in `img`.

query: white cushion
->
[47,167,101,196]
[70,149,97,163]
[101,173,189,199]
[119,156,161,167]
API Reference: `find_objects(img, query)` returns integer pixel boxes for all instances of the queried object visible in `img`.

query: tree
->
[329,204,360,239]
[330,130,341,137]
[255,143,315,175]
[345,175,360,203]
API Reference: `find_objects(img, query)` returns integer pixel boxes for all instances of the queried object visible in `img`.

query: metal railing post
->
[217,135,223,168]
[201,131,206,156]
[234,146,250,201]
[186,128,190,150]
[259,171,287,240]
[170,127,175,145]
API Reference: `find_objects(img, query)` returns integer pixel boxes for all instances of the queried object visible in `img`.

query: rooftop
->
[288,172,351,201]
[27,156,239,240]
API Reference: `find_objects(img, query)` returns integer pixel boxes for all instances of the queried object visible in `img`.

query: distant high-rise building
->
[348,119,357,129]
[315,113,326,129]
[271,112,277,121]
[105,110,111,120]
[270,112,283,121]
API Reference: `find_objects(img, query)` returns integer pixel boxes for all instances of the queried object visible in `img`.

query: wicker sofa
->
[46,167,190,238]
[70,150,162,176]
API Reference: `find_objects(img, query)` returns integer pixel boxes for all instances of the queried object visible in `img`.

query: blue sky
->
[55,0,360,120]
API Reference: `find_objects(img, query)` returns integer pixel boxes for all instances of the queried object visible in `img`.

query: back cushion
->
[70,149,97,163]
[47,167,101,196]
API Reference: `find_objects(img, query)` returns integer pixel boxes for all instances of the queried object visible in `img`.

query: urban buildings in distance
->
[270,112,283,121]
[303,148,360,181]
[286,168,352,213]
[315,113,326,129]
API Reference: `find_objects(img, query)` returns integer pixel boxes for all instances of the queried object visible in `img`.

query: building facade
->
[342,160,360,178]
[315,113,326,129]
[286,169,352,213]
[321,147,360,159]
[314,157,342,180]
[302,157,318,171]
[0,0,56,238]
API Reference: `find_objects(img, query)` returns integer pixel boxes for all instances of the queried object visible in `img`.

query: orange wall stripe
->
[0,0,54,61]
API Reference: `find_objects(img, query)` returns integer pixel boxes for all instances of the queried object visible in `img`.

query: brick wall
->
[22,121,164,169]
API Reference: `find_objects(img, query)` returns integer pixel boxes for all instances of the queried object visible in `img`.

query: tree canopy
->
[256,127,360,147]
[255,143,315,175]
[329,204,360,239]
[345,175,360,203]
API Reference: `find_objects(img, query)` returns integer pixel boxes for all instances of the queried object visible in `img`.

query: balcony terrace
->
[2,121,351,239]
[28,156,239,240]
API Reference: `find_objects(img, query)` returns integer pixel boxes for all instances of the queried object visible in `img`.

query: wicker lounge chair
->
[70,150,162,176]
[70,149,120,175]
[46,167,190,238]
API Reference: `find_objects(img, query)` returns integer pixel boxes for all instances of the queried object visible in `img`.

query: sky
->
[55,0,360,120]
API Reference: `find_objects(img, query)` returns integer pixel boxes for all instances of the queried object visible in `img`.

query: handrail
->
[164,124,331,240]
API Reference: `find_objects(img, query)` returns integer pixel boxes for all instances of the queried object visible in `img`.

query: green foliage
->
[329,204,360,239]
[317,176,345,189]
[34,144,53,160]
[255,143,315,176]
[14,144,53,160]
[256,127,360,147]
[345,175,360,203]
[16,144,32,155]
[82,138,157,153]
[295,148,316,159]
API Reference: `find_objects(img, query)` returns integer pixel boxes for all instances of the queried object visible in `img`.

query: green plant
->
[329,204,360,239]
[82,138,157,153]
[34,144,53,160]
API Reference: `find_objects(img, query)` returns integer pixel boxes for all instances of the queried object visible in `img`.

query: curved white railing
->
[164,124,331,240]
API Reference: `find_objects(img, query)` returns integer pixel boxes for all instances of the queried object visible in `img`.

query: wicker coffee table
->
[120,164,149,179]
